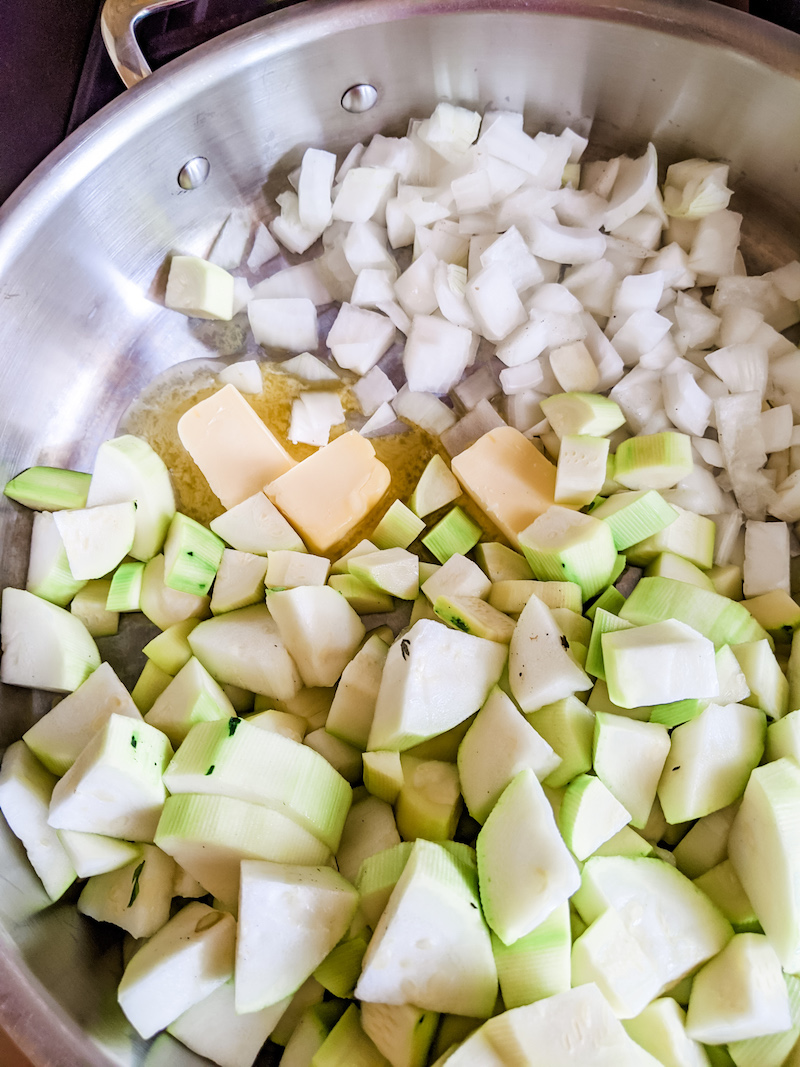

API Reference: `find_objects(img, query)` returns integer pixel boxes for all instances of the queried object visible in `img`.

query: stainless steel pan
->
[0,1,799,1062]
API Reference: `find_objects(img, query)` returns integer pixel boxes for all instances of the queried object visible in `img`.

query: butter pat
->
[177,384,296,509]
[265,431,390,554]
[450,426,556,547]
[165,256,234,321]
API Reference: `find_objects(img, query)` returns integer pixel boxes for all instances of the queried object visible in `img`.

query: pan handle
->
[101,0,196,88]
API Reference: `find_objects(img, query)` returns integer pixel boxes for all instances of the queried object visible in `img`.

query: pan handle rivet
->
[341,84,378,113]
[177,156,211,190]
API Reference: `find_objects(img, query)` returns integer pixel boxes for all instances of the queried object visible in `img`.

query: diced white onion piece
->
[499,360,545,396]
[610,310,672,366]
[581,314,625,391]
[385,197,416,249]
[218,361,262,395]
[270,191,324,255]
[662,360,712,437]
[641,242,696,290]
[246,222,281,272]
[403,315,474,395]
[209,209,251,270]
[549,341,600,393]
[314,243,356,305]
[504,390,546,433]
[496,187,560,240]
[743,520,790,596]
[451,169,493,215]
[554,188,608,230]
[526,217,606,264]
[672,293,719,350]
[480,110,524,135]
[361,134,416,177]
[479,226,544,293]
[248,297,318,352]
[415,223,470,267]
[761,406,794,453]
[392,386,457,436]
[402,192,451,228]
[334,144,364,185]
[375,300,412,336]
[705,344,769,399]
[419,102,481,161]
[277,353,339,382]
[433,262,477,330]
[715,392,773,520]
[394,250,440,317]
[527,283,584,314]
[232,277,252,316]
[611,272,665,320]
[663,159,732,219]
[466,265,527,342]
[531,130,573,189]
[604,144,658,231]
[581,157,621,198]
[344,222,397,277]
[770,471,800,522]
[769,260,800,302]
[353,366,398,416]
[332,168,396,223]
[662,464,730,516]
[494,313,553,368]
[297,148,336,233]
[287,392,345,447]
[440,399,506,457]
[477,114,547,175]
[693,437,724,468]
[359,401,399,437]
[712,273,800,332]
[251,262,332,306]
[609,366,664,434]
[688,211,742,284]
[452,363,499,410]
[351,269,397,309]
[560,127,589,163]
[326,303,396,376]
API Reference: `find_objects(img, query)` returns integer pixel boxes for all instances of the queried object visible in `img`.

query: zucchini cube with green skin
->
[657,702,766,825]
[70,579,118,637]
[743,589,800,639]
[0,586,100,693]
[142,618,200,676]
[144,656,235,747]
[86,434,176,562]
[686,934,791,1045]
[728,759,800,974]
[57,828,142,879]
[395,755,462,841]
[118,901,237,1039]
[362,750,404,805]
[519,505,618,600]
[626,506,716,570]
[614,431,694,491]
[477,768,580,946]
[48,714,173,841]
[312,1004,389,1067]
[766,708,800,763]
[474,542,533,582]
[458,686,561,824]
[168,979,292,1067]
[25,511,87,607]
[590,489,679,551]
[421,506,482,564]
[558,774,631,861]
[622,999,713,1067]
[643,552,715,591]
[603,618,719,709]
[53,501,136,581]
[508,593,592,714]
[433,595,516,643]
[585,607,635,680]
[131,659,172,714]
[491,902,571,1009]
[165,254,235,320]
[163,513,225,596]
[4,465,91,511]
[162,716,351,852]
[326,634,390,750]
[355,839,498,1018]
[140,553,211,632]
[188,603,301,700]
[539,392,626,438]
[235,860,359,1014]
[733,639,789,720]
[573,856,733,993]
[360,1002,438,1067]
[349,547,420,600]
[23,660,141,777]
[593,713,670,828]
[372,499,426,550]
[336,795,401,884]
[571,907,663,1018]
[327,574,395,614]
[408,453,461,519]
[77,842,174,939]
[366,619,507,752]
[313,932,370,998]
[524,696,595,789]
[106,560,145,612]
[357,841,414,928]
[210,549,268,614]
[673,802,741,881]
[620,576,769,648]
[447,985,661,1067]
[693,860,761,934]
[155,793,331,907]
[267,586,365,688]
[0,741,77,901]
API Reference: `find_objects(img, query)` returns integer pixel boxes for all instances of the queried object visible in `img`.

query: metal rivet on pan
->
[178,156,211,190]
[341,84,378,113]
